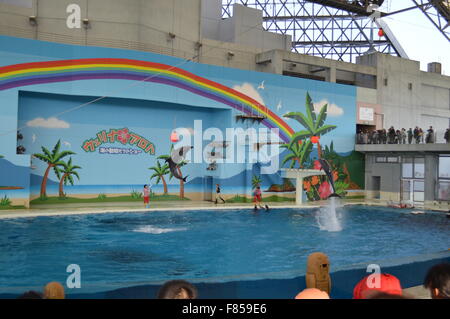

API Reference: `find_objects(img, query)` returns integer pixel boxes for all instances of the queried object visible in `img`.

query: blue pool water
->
[0,205,449,294]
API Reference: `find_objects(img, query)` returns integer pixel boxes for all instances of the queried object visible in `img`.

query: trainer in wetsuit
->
[215,184,226,204]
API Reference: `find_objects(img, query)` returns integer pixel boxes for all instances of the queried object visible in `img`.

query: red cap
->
[353,273,402,299]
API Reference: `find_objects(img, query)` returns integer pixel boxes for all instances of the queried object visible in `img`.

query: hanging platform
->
[235,114,267,123]
[254,141,284,151]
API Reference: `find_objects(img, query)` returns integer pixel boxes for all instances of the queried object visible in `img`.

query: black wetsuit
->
[215,186,225,204]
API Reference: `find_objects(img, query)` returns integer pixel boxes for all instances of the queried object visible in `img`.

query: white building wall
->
[357,53,450,141]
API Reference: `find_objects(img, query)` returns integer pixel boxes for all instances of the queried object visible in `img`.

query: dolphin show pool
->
[0,205,449,298]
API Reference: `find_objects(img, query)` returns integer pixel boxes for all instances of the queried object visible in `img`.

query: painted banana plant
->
[281,139,313,168]
[283,92,336,159]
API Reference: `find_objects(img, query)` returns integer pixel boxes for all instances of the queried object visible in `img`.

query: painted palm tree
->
[149,161,170,194]
[281,139,313,168]
[158,145,188,199]
[55,158,81,198]
[283,92,336,159]
[33,140,75,198]
[252,175,262,189]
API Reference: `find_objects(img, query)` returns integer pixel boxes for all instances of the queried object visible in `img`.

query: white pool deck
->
[0,200,325,219]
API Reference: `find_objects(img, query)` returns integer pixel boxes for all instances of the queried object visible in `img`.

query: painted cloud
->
[313,99,344,117]
[26,117,70,129]
[232,82,265,106]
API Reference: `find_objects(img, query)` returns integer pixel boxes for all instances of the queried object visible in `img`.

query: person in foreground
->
[295,288,330,299]
[353,273,403,299]
[157,280,198,299]
[423,263,450,299]
[17,291,43,299]
[43,282,65,299]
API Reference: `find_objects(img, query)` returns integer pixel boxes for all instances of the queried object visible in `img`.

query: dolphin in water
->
[317,159,341,198]
[165,146,193,182]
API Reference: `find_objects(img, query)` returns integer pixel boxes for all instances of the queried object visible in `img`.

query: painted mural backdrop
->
[279,93,364,200]
[0,36,363,208]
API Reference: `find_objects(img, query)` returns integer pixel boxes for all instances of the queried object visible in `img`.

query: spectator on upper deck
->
[426,126,434,144]
[353,273,403,299]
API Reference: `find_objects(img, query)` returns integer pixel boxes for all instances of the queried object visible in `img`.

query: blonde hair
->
[43,282,65,299]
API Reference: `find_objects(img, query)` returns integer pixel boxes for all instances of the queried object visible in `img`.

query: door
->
[412,180,425,203]
[401,180,411,202]
[372,176,381,199]
[402,179,424,203]
[203,176,213,201]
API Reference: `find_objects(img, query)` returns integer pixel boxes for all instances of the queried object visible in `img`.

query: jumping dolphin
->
[171,146,193,164]
[165,146,193,182]
[317,158,341,198]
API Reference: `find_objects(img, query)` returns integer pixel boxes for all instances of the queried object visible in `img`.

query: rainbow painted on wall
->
[0,58,295,142]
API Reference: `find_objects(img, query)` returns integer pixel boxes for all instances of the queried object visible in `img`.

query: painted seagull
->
[276,101,282,111]
[166,146,193,182]
[257,80,265,90]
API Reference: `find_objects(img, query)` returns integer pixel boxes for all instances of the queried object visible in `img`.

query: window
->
[376,156,399,163]
[402,157,424,179]
[438,156,450,201]
[439,156,450,179]
[387,156,399,163]
[414,157,425,179]
[401,180,411,201]
[414,180,424,192]
[402,157,413,178]
[437,182,450,200]
[413,181,425,202]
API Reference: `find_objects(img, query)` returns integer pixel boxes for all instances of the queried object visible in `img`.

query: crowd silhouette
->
[357,126,449,144]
